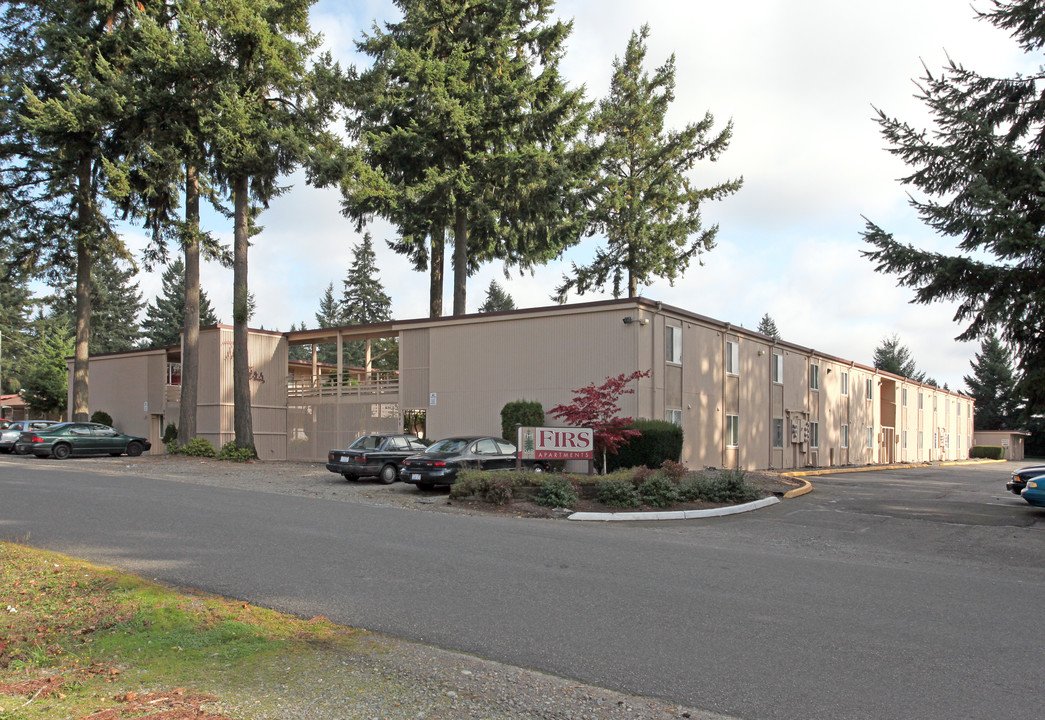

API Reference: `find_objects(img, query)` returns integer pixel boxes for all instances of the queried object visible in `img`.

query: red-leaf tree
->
[549,369,652,473]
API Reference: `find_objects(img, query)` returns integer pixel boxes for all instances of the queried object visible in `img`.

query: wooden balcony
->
[286,371,399,400]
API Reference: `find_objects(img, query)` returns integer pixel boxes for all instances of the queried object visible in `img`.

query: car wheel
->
[341,473,358,482]
[533,463,546,473]
[378,464,398,484]
[125,441,143,457]
[417,481,434,491]
[52,443,71,460]
[110,452,122,457]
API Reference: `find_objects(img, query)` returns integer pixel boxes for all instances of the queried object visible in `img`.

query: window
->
[809,364,820,390]
[902,388,907,407]
[726,414,739,447]
[666,408,682,426]
[667,325,682,364]
[866,426,874,449]
[902,430,908,450]
[933,431,938,449]
[919,392,924,410]
[840,371,849,396]
[810,421,820,448]
[957,434,961,450]
[773,418,784,448]
[841,424,849,448]
[918,431,924,450]
[933,396,938,410]
[866,378,873,401]
[726,340,739,375]
[773,354,784,384]
[957,402,961,417]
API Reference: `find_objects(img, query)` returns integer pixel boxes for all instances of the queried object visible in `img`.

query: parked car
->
[0,420,60,454]
[20,422,151,459]
[325,433,429,483]
[1022,477,1045,507]
[1007,464,1045,495]
[401,436,547,490]
[0,419,10,430]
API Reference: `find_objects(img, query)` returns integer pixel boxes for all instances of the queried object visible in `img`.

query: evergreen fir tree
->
[555,25,741,300]
[964,333,1018,430]
[287,322,312,362]
[331,0,593,316]
[17,314,73,417]
[311,284,342,366]
[861,0,1045,411]
[0,250,33,394]
[140,259,219,349]
[479,280,516,313]
[757,313,780,340]
[49,254,143,355]
[341,234,396,371]
[872,334,926,382]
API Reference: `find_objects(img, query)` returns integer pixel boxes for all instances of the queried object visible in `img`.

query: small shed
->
[974,430,1032,461]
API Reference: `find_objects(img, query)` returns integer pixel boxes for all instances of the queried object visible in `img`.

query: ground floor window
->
[866,426,873,449]
[666,408,682,426]
[726,414,739,447]
[810,421,819,448]
[841,424,849,449]
[903,430,908,450]
[772,418,784,448]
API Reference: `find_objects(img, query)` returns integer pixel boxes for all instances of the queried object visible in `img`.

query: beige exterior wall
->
[974,431,1027,460]
[74,298,976,469]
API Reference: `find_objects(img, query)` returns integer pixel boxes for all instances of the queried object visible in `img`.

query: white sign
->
[429,392,437,406]
[517,426,594,460]
[143,402,148,412]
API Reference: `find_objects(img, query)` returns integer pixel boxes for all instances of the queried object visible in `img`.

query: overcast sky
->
[116,0,1033,389]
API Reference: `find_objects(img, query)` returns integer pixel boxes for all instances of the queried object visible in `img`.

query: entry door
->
[881,427,895,464]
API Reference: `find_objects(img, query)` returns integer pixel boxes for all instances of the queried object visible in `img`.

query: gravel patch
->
[12,453,741,719]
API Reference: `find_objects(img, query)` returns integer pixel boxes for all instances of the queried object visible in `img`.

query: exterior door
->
[881,427,895,464]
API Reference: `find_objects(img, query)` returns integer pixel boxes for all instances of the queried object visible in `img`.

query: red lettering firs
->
[537,429,591,450]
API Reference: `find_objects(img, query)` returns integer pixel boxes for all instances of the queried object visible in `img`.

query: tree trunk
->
[232,175,256,455]
[430,225,444,318]
[71,152,93,422]
[453,206,467,315]
[178,165,201,443]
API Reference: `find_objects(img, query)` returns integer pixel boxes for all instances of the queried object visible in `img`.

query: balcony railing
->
[286,371,399,399]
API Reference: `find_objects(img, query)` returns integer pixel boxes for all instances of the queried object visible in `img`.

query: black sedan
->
[20,422,151,459]
[325,433,429,483]
[401,436,545,490]
[1007,464,1045,495]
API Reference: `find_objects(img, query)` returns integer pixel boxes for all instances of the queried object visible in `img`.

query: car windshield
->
[426,439,469,454]
[349,435,386,450]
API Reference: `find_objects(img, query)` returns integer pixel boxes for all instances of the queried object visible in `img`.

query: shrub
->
[90,410,113,427]
[638,475,680,508]
[164,441,180,456]
[180,437,216,458]
[218,442,256,462]
[162,423,178,445]
[482,476,514,505]
[533,477,579,508]
[451,470,520,502]
[607,419,683,472]
[500,400,546,443]
[631,465,655,486]
[660,459,689,481]
[595,478,640,508]
[970,445,1005,459]
[680,469,764,504]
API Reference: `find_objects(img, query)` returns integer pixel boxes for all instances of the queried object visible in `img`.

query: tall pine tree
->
[330,0,593,316]
[872,334,927,383]
[140,259,219,349]
[555,25,741,300]
[964,333,1018,430]
[756,313,780,340]
[861,0,1045,412]
[0,249,33,394]
[341,233,395,371]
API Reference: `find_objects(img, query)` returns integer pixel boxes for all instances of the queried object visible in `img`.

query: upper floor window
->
[866,378,874,401]
[902,388,908,407]
[840,371,849,396]
[809,364,820,390]
[726,340,739,375]
[666,325,682,364]
[919,392,924,410]
[773,354,784,384]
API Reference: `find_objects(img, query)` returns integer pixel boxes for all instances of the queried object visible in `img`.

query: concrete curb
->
[781,458,1004,478]
[567,495,780,522]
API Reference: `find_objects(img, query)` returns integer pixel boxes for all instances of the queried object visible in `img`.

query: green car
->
[21,422,151,459]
